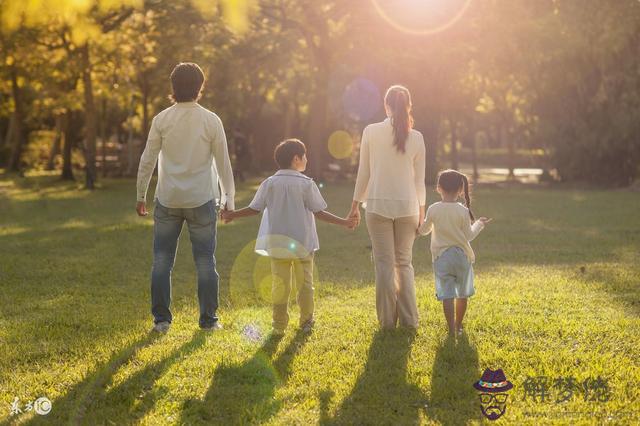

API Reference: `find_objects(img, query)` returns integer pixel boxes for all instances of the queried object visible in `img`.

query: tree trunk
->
[4,114,15,152]
[450,118,459,170]
[7,65,25,172]
[466,115,479,183]
[501,120,515,178]
[125,95,136,176]
[101,96,108,177]
[61,111,75,181]
[470,131,479,183]
[142,88,149,141]
[423,112,441,185]
[81,43,97,189]
[46,114,63,170]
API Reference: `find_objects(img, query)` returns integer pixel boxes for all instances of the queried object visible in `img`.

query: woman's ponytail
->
[384,85,414,153]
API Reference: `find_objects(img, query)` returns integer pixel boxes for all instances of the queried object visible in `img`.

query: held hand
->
[345,216,359,230]
[136,201,148,217]
[478,217,492,225]
[220,207,234,224]
[347,205,361,228]
[417,210,425,236]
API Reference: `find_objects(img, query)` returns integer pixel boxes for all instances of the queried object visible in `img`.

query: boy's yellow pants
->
[270,254,314,330]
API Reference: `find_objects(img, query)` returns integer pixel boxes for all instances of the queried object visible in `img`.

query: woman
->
[349,85,426,329]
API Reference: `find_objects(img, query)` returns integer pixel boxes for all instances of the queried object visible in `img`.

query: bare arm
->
[418,206,433,236]
[314,210,354,228]
[221,206,260,223]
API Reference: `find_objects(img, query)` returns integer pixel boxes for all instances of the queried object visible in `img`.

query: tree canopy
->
[1,0,638,186]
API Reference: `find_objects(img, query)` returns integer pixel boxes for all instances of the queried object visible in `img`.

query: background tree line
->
[0,0,638,187]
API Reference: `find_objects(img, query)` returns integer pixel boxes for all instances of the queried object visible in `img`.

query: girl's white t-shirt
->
[419,201,484,263]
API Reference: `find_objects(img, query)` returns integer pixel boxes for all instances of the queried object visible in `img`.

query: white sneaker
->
[152,321,171,333]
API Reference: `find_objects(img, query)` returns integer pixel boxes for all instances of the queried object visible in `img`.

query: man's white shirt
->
[136,101,235,210]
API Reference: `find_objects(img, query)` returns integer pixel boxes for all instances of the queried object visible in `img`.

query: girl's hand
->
[478,217,492,225]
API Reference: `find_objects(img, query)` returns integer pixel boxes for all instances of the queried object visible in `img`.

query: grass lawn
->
[1,173,639,425]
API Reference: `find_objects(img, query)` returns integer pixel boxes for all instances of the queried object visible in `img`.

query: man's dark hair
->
[274,138,306,169]
[169,62,205,103]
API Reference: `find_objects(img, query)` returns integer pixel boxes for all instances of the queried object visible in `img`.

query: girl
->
[419,170,491,336]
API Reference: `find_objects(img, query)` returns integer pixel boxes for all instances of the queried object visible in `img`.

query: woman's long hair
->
[384,85,414,153]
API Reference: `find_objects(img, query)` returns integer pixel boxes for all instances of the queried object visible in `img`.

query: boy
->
[222,139,355,335]
[136,62,235,333]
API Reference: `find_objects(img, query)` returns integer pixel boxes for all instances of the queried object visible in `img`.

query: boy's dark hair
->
[169,62,205,103]
[437,169,475,221]
[274,138,306,169]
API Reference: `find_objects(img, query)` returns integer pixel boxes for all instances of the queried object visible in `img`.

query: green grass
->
[1,172,639,425]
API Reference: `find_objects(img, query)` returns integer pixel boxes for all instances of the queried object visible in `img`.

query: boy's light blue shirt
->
[249,169,327,259]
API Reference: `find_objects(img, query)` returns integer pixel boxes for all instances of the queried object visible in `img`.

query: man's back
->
[137,101,235,209]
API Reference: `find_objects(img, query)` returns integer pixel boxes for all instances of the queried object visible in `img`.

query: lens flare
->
[328,130,354,160]
[342,77,381,122]
[229,237,321,306]
[371,0,472,36]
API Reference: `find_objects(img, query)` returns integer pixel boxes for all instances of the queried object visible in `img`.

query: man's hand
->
[219,204,234,224]
[136,201,148,216]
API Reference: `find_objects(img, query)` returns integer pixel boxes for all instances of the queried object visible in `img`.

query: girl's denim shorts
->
[433,246,475,301]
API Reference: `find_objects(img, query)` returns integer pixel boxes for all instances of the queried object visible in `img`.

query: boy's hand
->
[478,217,492,225]
[136,201,148,216]
[220,207,234,224]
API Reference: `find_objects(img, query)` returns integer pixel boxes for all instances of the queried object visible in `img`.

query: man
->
[136,62,235,333]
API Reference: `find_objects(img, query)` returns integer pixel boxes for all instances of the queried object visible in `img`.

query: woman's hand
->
[347,201,361,229]
[416,205,426,235]
[478,217,492,225]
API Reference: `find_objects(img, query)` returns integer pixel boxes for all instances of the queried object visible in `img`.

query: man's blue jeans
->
[151,199,219,327]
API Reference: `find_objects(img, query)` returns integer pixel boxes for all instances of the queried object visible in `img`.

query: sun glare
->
[371,0,472,36]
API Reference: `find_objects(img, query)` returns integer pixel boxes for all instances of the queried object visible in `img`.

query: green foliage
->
[0,0,639,184]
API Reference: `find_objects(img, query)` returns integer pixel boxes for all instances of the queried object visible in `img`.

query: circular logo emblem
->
[34,397,52,415]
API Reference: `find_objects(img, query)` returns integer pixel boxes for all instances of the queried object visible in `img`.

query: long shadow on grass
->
[180,330,310,424]
[323,328,425,425]
[425,333,482,425]
[22,330,162,425]
[79,330,208,424]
